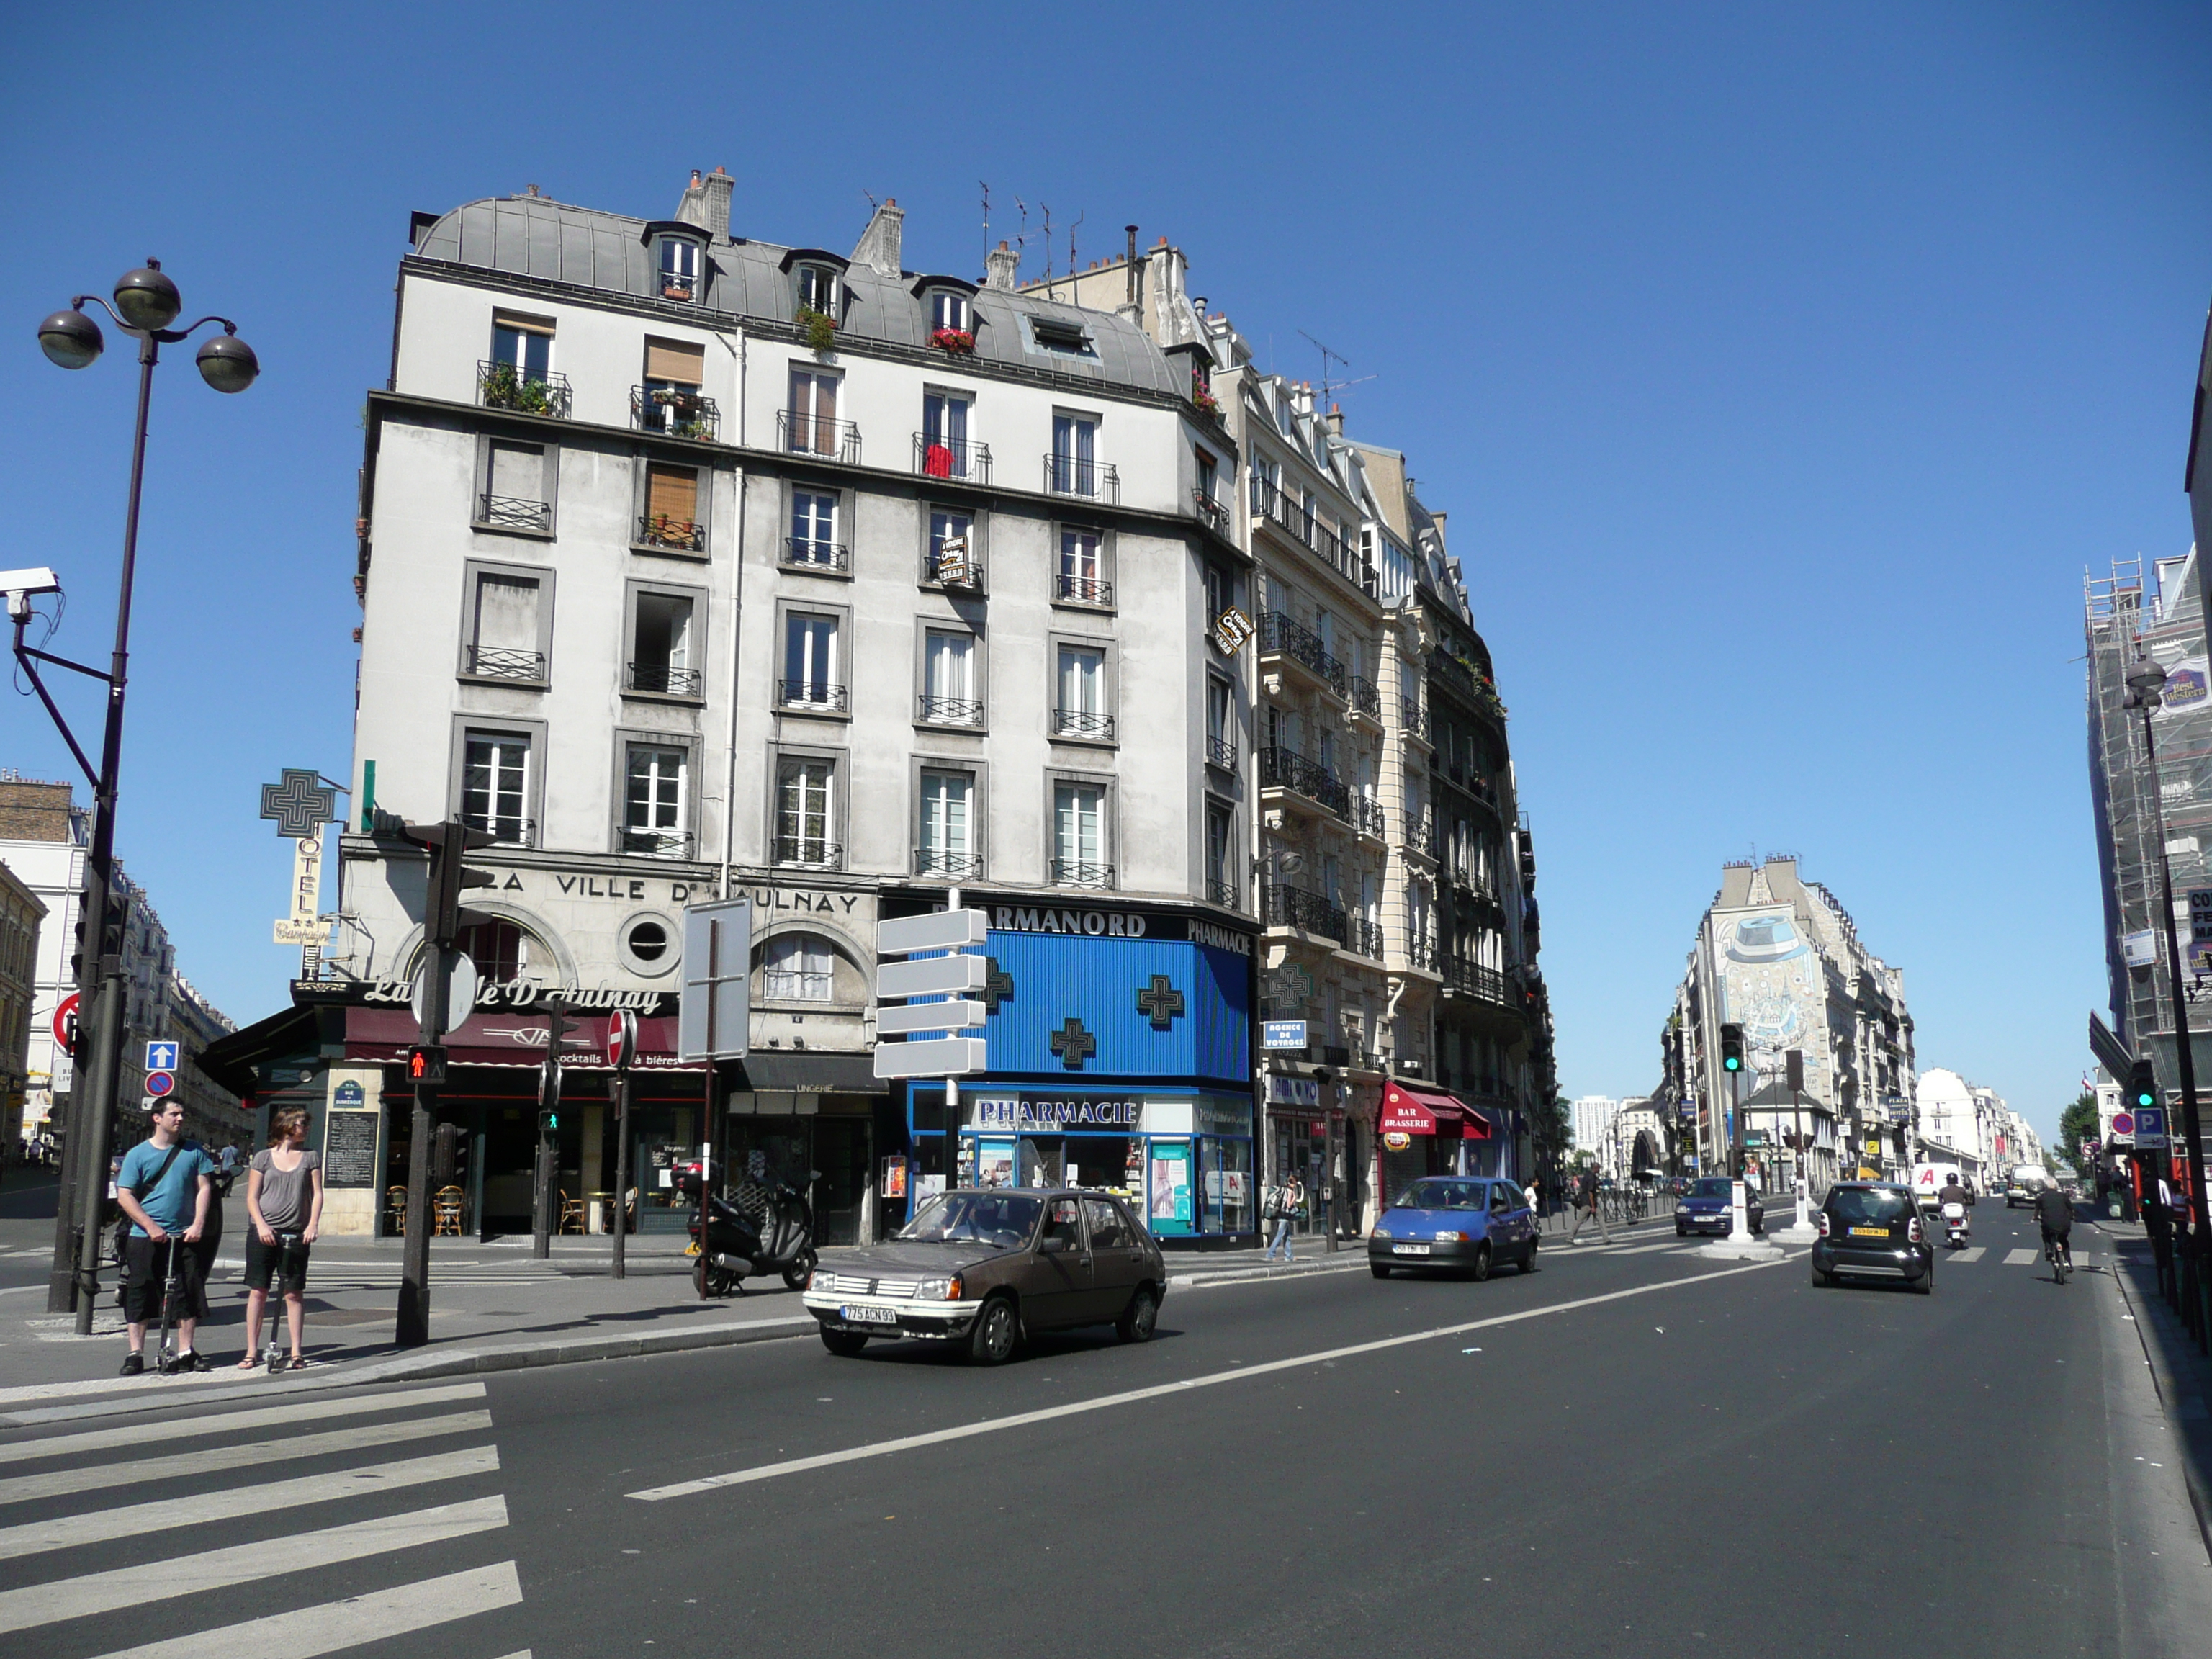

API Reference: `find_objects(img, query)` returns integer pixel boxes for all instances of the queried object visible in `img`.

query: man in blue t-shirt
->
[115,1101,212,1375]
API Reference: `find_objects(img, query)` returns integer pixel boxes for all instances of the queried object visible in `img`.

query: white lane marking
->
[0,1445,500,1562]
[2005,1249,2040,1265]
[0,1493,508,1635]
[81,1561,524,1659]
[0,1285,48,1298]
[1955,1247,1985,1262]
[629,1256,1784,1501]
[0,1411,492,1506]
[0,1382,486,1467]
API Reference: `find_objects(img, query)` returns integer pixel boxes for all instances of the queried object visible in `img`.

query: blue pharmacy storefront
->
[886,891,1260,1246]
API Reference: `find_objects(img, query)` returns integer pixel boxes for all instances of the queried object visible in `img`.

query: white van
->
[1911,1161,1973,1208]
[2005,1164,2054,1208]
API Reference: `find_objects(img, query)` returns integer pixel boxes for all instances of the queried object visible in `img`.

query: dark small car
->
[1369,1177,1538,1279]
[801,1188,1166,1365]
[1810,1182,1935,1293]
[1674,1176,1764,1237]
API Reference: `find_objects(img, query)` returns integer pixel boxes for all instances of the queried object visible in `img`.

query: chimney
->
[1326,402,1344,438]
[701,165,732,240]
[851,196,904,277]
[1430,511,1448,547]
[985,238,1020,290]
[674,168,712,231]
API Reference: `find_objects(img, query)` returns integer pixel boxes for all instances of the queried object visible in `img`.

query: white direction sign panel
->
[878,909,989,956]
[878,999,986,1035]
[878,954,989,1001]
[874,1036,988,1080]
[680,898,754,1061]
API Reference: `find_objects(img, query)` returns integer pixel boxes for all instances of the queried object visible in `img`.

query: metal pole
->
[58,336,158,1330]
[2143,701,2212,1348]
[611,1068,630,1280]
[397,941,449,1347]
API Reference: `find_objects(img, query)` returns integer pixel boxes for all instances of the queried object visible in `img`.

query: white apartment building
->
[1919,1068,2043,1182]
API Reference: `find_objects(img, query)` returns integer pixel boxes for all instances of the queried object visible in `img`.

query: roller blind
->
[644,337,706,385]
[646,464,698,523]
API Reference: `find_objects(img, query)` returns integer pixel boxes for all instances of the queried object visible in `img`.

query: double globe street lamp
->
[26,262,256,1328]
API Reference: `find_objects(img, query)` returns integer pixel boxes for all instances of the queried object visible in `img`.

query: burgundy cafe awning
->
[1377,1082,1489,1138]
[345,1006,707,1074]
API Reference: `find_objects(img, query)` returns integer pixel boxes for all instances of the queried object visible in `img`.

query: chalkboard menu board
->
[324,1112,379,1188]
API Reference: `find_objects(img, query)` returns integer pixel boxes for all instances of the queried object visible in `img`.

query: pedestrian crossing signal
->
[406,1045,448,1084]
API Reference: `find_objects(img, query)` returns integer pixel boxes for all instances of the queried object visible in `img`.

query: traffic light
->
[538,1108,558,1133]
[71,892,127,980]
[397,819,499,947]
[2130,1058,2157,1112]
[405,1045,449,1085]
[1719,1024,1745,1074]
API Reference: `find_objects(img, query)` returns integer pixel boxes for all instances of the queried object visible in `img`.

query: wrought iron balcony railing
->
[781,410,863,464]
[476,493,552,534]
[1053,572,1114,607]
[778,680,848,713]
[1192,489,1229,531]
[1044,454,1119,502]
[1206,878,1241,912]
[1440,955,1513,1006]
[929,552,986,592]
[637,514,705,553]
[631,385,719,441]
[464,645,544,683]
[1206,737,1238,770]
[1351,794,1388,839]
[1051,859,1115,889]
[1401,809,1439,858]
[773,837,844,871]
[1400,698,1430,742]
[1261,883,1346,941]
[619,827,694,858]
[1053,709,1116,742]
[627,662,703,698]
[914,849,984,880]
[1259,746,1350,817]
[918,694,984,727]
[460,813,536,848]
[1249,479,1377,596]
[1405,934,1437,971]
[1256,611,1346,697]
[1341,918,1385,961]
[1345,675,1382,720]
[476,361,572,418]
[913,431,993,484]
[783,537,849,572]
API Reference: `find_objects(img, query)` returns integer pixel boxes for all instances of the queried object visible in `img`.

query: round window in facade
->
[619,913,677,977]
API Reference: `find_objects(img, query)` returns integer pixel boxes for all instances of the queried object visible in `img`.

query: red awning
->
[1380,1082,1482,1137]
[343,1006,707,1073]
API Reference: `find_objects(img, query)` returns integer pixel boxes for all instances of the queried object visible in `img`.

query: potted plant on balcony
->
[798,305,838,354]
[930,327,976,355]
[1191,376,1220,416]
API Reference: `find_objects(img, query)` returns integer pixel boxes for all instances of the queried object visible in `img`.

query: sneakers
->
[119,1352,145,1377]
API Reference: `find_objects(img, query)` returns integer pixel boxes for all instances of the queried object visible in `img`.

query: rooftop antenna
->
[980,181,991,266]
[1039,202,1053,289]
[861,189,879,212]
[1298,329,1375,403]
[1066,210,1085,290]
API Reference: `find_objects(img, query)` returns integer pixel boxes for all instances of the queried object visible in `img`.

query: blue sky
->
[1,3,2206,1140]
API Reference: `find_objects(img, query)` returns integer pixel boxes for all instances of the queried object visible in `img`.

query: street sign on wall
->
[1263,1020,1308,1051]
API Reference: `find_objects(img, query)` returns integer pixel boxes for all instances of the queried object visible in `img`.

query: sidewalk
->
[2094,1220,2212,1557]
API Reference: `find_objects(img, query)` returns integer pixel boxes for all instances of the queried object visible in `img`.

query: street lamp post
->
[2126,653,2212,1353]
[21,263,256,1328]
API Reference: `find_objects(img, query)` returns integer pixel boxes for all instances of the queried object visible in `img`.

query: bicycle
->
[2044,1232,2072,1285]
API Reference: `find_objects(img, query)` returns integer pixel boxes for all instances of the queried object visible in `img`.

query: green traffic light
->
[1725,1057,1741,1071]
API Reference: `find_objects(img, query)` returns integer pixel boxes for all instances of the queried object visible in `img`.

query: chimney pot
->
[691,169,701,185]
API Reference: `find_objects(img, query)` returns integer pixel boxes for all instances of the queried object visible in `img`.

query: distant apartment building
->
[1658,854,1915,1188]
[0,860,43,1151]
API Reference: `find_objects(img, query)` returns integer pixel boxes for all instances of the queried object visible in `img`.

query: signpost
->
[873,898,988,1213]
[607,1010,637,1279]
[143,1070,174,1099]
[143,1040,178,1073]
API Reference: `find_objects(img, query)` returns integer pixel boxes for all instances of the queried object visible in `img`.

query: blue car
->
[1370,1177,1538,1280]
[1675,1176,1765,1237]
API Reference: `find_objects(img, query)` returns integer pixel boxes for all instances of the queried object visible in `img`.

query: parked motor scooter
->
[1941,1198,1969,1249]
[676,1165,819,1296]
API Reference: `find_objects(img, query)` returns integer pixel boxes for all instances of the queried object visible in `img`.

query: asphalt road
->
[2,1212,2206,1659]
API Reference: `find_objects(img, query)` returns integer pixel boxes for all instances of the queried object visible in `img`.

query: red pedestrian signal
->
[406,1045,448,1084]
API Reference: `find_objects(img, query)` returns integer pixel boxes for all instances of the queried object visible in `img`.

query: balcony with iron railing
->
[926,550,986,593]
[1340,917,1385,961]
[1249,479,1377,597]
[1051,859,1115,890]
[1259,746,1350,817]
[1401,808,1439,859]
[1256,611,1346,698]
[463,646,544,683]
[619,826,695,858]
[778,679,848,714]
[914,849,984,881]
[1044,454,1119,503]
[476,361,572,419]
[1192,488,1229,533]
[1403,933,1437,971]
[918,694,984,727]
[781,410,863,464]
[631,385,719,441]
[1053,572,1114,608]
[1205,736,1238,771]
[773,836,845,871]
[461,814,537,849]
[637,513,705,554]
[783,539,849,574]
[913,431,993,485]
[626,662,703,698]
[1351,794,1388,840]
[1344,675,1382,721]
[1400,698,1431,744]
[1052,709,1116,743]
[1429,650,1508,723]
[476,493,552,534]
[1262,882,1346,941]
[1206,878,1242,912]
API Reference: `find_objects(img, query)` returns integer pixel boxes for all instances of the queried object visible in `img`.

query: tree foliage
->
[2054,1090,2099,1172]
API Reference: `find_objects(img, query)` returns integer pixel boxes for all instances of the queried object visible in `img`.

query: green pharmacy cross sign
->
[1048,1018,1097,1069]
[260,768,337,840]
[1136,975,1186,1030]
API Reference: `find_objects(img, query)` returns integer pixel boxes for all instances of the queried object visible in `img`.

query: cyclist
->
[2033,1182,2073,1276]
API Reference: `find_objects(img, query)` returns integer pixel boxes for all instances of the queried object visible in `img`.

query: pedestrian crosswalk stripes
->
[0,1383,523,1654]
[0,1382,486,1467]
[2005,1248,2041,1264]
[1956,1246,1986,1262]
[78,1563,525,1659]
[0,1444,500,1562]
[0,1409,493,1504]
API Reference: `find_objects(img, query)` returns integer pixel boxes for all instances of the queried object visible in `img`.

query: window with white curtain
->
[783,612,840,708]
[922,631,979,724]
[775,758,836,866]
[763,932,835,1001]
[623,745,688,854]
[1052,782,1106,886]
[918,769,974,874]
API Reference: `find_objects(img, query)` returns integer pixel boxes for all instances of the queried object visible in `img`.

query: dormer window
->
[1028,316,1096,359]
[642,221,709,306]
[796,264,840,317]
[659,238,698,303]
[930,291,970,333]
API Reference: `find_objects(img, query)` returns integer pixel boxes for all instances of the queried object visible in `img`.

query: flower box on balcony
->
[1192,379,1220,415]
[930,328,976,355]
[798,306,839,354]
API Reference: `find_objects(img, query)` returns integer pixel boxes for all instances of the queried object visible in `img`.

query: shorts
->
[243,1231,312,1295]
[122,1236,207,1324]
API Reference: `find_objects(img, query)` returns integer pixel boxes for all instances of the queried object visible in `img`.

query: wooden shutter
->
[647,464,698,523]
[644,337,706,385]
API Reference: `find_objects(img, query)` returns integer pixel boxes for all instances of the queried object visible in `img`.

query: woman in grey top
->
[238,1105,324,1371]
